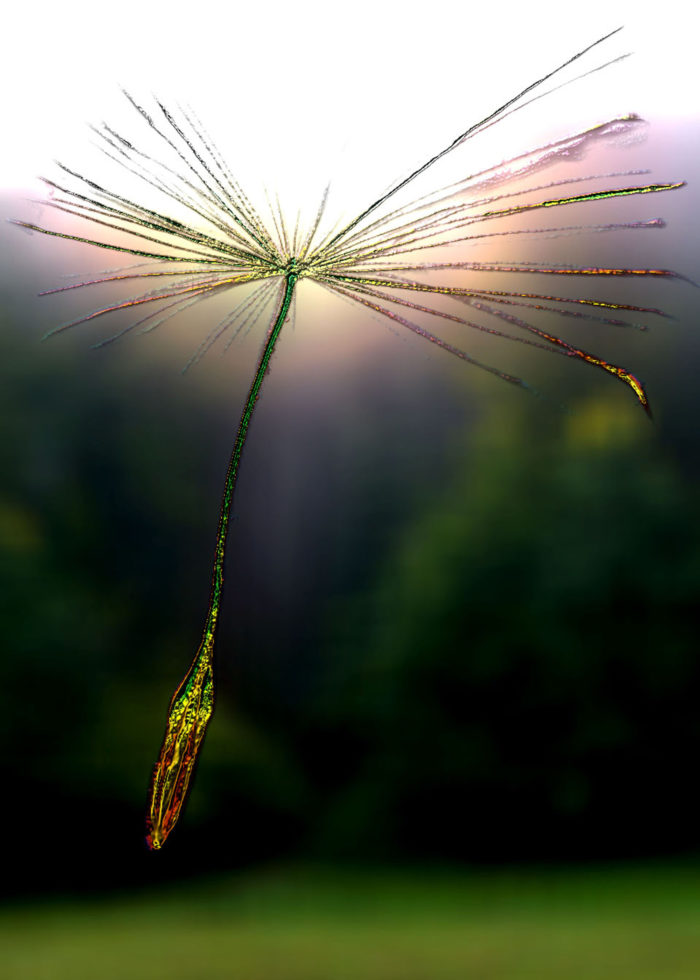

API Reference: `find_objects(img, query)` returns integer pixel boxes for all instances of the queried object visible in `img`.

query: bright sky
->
[3,0,697,216]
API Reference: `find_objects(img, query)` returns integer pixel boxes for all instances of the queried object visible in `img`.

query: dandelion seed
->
[14,27,686,849]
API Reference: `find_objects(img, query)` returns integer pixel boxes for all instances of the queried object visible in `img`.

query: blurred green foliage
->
[312,395,700,861]
[1,290,699,895]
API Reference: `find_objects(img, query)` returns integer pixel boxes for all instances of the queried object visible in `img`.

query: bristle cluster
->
[15,52,684,408]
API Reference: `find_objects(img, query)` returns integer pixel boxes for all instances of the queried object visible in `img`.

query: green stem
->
[203,269,297,648]
[146,270,297,850]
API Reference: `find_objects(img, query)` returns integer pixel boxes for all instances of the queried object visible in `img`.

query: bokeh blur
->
[1,21,700,970]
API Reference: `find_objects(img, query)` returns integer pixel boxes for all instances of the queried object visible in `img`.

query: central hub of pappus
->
[284,257,311,279]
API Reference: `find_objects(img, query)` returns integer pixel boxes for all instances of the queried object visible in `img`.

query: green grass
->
[3,864,700,979]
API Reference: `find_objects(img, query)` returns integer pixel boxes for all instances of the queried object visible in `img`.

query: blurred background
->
[2,1,700,977]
